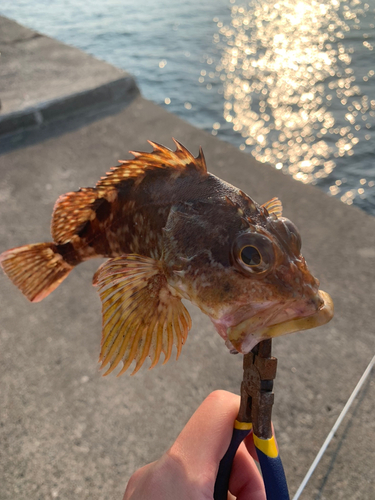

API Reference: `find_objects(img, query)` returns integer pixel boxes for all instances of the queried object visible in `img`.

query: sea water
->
[1,0,374,214]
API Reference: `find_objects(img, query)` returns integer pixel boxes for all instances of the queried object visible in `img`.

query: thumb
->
[167,391,241,484]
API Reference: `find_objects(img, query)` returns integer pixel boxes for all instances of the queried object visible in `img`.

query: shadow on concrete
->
[0,88,139,156]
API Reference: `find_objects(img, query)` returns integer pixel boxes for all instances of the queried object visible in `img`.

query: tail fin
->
[0,242,73,302]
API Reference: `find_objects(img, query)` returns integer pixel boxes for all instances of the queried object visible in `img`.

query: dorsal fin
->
[51,140,206,245]
[51,188,99,244]
[262,197,283,218]
[93,254,192,376]
[96,138,207,188]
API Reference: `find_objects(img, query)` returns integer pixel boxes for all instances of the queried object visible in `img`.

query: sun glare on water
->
[211,0,375,205]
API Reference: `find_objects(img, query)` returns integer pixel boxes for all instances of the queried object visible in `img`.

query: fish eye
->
[232,231,274,276]
[240,246,262,267]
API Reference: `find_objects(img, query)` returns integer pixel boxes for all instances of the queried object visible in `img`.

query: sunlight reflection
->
[214,0,374,204]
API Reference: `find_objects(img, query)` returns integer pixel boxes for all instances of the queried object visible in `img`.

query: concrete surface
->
[0,17,139,137]
[0,16,374,500]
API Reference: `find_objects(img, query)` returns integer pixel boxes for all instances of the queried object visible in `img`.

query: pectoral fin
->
[93,255,191,376]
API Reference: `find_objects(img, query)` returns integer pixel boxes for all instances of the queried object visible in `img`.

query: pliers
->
[214,339,290,500]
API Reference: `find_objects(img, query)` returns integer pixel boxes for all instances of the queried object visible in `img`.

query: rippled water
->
[1,0,374,214]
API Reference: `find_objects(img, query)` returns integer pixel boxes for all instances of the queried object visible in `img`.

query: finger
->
[243,431,258,462]
[229,442,266,500]
[168,390,240,481]
[123,463,154,499]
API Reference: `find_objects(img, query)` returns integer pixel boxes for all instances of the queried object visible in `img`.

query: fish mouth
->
[227,290,334,353]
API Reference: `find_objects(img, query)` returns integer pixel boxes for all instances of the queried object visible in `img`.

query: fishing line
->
[292,354,375,500]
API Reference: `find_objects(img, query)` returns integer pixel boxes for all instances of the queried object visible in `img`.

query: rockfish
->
[0,140,333,375]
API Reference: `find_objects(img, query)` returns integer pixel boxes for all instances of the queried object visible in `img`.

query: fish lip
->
[227,290,334,353]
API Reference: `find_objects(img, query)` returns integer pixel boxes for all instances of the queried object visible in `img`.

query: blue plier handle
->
[214,340,290,500]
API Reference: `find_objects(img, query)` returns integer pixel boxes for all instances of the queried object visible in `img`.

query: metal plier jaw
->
[238,339,277,439]
[214,339,290,500]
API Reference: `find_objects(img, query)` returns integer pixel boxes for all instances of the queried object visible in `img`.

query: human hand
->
[123,390,266,500]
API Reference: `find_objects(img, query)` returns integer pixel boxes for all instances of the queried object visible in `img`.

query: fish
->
[0,139,333,376]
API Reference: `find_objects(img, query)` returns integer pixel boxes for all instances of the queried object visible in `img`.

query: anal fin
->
[93,255,191,376]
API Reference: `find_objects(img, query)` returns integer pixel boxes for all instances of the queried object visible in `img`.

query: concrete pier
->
[0,17,138,138]
[0,16,374,500]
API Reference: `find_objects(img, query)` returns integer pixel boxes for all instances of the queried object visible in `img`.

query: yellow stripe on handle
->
[234,420,253,431]
[253,434,278,458]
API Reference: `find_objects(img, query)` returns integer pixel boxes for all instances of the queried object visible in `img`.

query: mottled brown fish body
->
[0,140,333,375]
[57,170,250,263]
